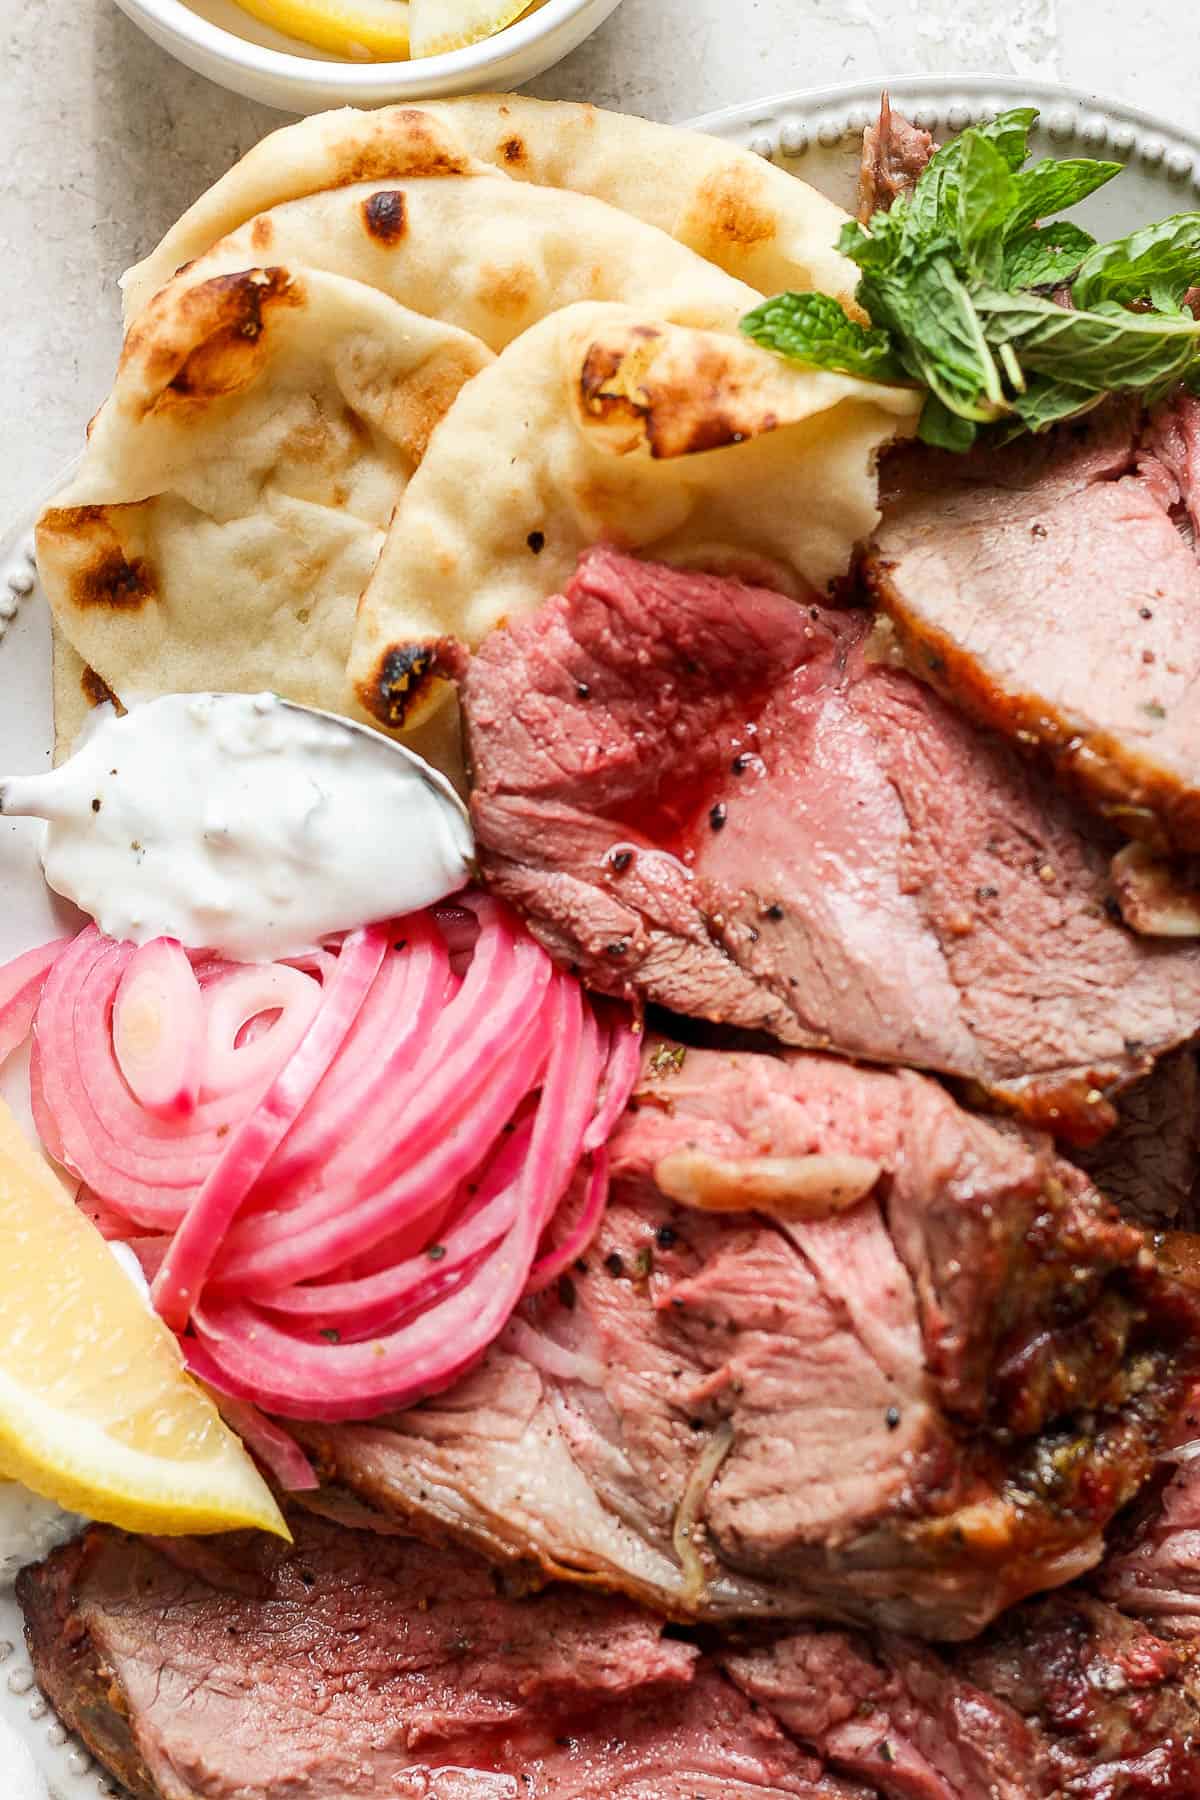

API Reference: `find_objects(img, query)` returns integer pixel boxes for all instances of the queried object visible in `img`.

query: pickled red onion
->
[113,939,205,1120]
[0,937,71,1068]
[200,1386,319,1493]
[152,924,389,1331]
[0,897,641,1422]
[201,964,321,1100]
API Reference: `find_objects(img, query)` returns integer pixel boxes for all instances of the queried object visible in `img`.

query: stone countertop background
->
[0,0,1194,522]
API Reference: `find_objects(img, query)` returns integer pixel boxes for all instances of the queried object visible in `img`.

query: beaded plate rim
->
[1,72,1198,1800]
[688,72,1200,185]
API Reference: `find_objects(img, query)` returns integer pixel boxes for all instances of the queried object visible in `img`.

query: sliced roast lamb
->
[857,94,936,221]
[18,1512,867,1800]
[1098,1450,1200,1644]
[1074,1048,1200,1230]
[291,1040,1200,1642]
[866,395,1200,857]
[458,545,1200,1141]
[724,1594,1200,1800]
[24,1508,1200,1800]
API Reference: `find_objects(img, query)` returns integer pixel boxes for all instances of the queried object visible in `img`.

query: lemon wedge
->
[232,0,409,59]
[408,0,529,56]
[0,1097,287,1539]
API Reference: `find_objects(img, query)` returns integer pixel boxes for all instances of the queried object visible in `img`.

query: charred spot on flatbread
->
[157,268,302,411]
[250,216,274,252]
[80,664,123,713]
[578,328,781,458]
[475,261,537,322]
[362,191,408,244]
[693,166,778,251]
[501,135,527,166]
[37,506,156,612]
[361,637,464,729]
[336,112,471,185]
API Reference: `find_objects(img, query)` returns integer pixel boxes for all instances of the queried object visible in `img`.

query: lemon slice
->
[231,0,409,60]
[409,0,529,56]
[0,1097,287,1539]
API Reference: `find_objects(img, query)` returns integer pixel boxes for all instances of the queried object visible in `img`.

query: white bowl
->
[108,0,625,112]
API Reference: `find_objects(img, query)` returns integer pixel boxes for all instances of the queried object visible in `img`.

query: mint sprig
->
[739,108,1200,449]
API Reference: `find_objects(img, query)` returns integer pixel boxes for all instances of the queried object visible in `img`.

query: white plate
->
[2,75,1199,1799]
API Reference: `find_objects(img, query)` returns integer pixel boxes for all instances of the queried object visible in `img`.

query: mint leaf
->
[956,132,1016,283]
[1004,158,1122,238]
[739,291,906,381]
[863,253,1004,418]
[1010,376,1103,432]
[918,394,978,450]
[979,108,1041,172]
[1002,221,1095,289]
[1073,214,1200,311]
[901,110,1038,248]
[975,286,1200,389]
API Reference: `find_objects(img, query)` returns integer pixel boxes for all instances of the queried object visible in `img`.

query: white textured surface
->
[0,0,1197,522]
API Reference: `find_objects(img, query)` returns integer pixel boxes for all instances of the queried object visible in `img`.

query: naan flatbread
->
[38,265,491,731]
[171,174,761,351]
[121,97,855,323]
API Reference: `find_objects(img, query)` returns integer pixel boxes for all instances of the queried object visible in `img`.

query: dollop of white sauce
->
[0,1482,83,1583]
[0,1719,48,1798]
[0,694,474,961]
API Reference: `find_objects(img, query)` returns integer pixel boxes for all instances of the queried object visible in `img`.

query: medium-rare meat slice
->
[18,1512,867,1800]
[459,546,1200,1142]
[866,395,1200,854]
[725,1595,1200,1799]
[293,1041,1200,1642]
[1074,1049,1200,1230]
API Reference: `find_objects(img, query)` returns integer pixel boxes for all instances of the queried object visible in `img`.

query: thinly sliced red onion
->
[215,975,552,1293]
[0,936,72,1068]
[260,915,446,1192]
[255,1117,535,1339]
[210,912,552,1291]
[2,893,640,1424]
[524,1150,610,1295]
[113,939,205,1120]
[583,1012,642,1154]
[152,925,389,1331]
[197,1380,319,1492]
[202,964,322,1100]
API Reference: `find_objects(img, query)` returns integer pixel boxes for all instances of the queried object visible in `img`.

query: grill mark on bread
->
[361,190,408,244]
[37,506,156,612]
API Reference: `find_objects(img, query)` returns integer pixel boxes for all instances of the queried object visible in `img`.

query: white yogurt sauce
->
[0,694,474,961]
[0,1481,83,1583]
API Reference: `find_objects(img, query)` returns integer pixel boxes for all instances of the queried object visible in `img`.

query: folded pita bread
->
[121,97,856,324]
[348,304,921,740]
[51,630,106,765]
[37,264,492,732]
[170,174,761,351]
